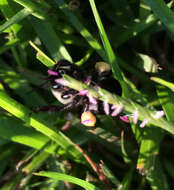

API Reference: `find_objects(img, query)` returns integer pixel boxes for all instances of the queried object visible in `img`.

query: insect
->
[37,59,121,126]
[47,60,87,111]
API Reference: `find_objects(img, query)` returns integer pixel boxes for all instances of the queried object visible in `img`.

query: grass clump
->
[0,0,174,189]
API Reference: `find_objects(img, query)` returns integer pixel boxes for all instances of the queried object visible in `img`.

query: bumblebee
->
[47,60,87,111]
[38,59,121,126]
[48,60,79,104]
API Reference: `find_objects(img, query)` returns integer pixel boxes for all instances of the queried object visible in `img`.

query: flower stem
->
[63,74,174,135]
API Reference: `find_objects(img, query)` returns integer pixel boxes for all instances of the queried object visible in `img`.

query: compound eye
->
[61,93,72,99]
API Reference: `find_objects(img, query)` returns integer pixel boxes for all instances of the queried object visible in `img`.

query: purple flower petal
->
[48,70,58,76]
[78,89,88,96]
[87,94,97,104]
[103,101,110,115]
[111,105,117,109]
[55,78,67,86]
[111,105,124,116]
[153,110,165,119]
[120,115,130,123]
[133,110,139,124]
[140,119,148,128]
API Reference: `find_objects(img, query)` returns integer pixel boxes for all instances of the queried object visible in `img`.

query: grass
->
[0,0,174,189]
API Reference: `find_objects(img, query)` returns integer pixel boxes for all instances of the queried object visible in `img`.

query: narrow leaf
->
[89,0,123,81]
[0,8,30,34]
[0,90,83,160]
[34,171,101,190]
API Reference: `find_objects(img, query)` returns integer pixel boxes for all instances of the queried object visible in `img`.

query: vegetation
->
[0,0,174,189]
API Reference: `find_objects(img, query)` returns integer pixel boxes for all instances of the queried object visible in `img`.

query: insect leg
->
[33,105,63,113]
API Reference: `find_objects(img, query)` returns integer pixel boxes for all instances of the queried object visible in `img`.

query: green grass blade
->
[0,146,14,176]
[136,127,168,190]
[30,17,72,62]
[54,0,106,60]
[34,171,101,190]
[0,90,83,161]
[29,41,56,67]
[0,115,57,154]
[0,63,46,106]
[0,0,23,35]
[0,8,30,34]
[107,0,134,25]
[0,38,20,54]
[156,85,174,122]
[75,48,94,66]
[144,0,174,41]
[130,115,143,144]
[163,159,174,180]
[118,57,152,84]
[72,121,122,155]
[147,158,170,190]
[151,77,174,92]
[101,164,120,187]
[117,14,157,47]
[89,0,123,81]
[13,0,46,20]
[59,32,88,47]
[118,165,134,190]
[23,151,50,174]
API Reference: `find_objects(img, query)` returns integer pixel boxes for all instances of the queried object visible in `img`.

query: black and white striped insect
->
[37,59,121,126]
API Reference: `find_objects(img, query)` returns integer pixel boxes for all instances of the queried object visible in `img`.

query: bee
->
[37,59,121,127]
[48,59,83,108]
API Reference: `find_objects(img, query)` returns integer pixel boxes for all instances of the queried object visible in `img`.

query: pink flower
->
[78,89,88,96]
[77,90,97,105]
[103,101,110,115]
[140,119,149,128]
[87,94,97,104]
[55,78,68,86]
[133,110,138,124]
[120,110,138,124]
[111,105,117,109]
[153,110,165,119]
[111,104,124,117]
[139,110,165,128]
[120,109,165,128]
[48,70,58,76]
[120,115,130,123]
